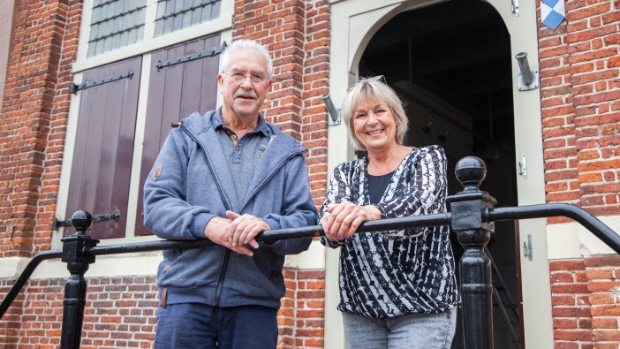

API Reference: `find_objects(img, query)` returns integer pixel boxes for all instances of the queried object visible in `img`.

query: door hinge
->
[523,234,533,261]
[511,0,520,16]
[71,70,134,94]
[517,154,527,178]
[156,42,227,72]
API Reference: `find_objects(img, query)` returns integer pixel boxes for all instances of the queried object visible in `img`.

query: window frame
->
[73,0,233,73]
[53,0,232,248]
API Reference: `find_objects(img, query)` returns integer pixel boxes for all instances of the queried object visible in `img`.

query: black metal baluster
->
[448,156,497,349]
[60,211,100,349]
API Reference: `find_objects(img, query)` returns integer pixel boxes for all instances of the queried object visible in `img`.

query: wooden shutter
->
[135,34,220,235]
[65,57,142,239]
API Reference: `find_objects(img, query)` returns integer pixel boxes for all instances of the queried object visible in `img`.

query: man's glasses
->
[346,75,387,92]
[227,72,267,84]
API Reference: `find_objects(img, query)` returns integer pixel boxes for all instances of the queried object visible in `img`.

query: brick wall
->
[549,259,592,348]
[233,0,330,207]
[278,270,325,349]
[538,0,620,347]
[0,277,158,348]
[550,256,620,349]
[0,270,324,348]
[0,0,17,105]
[540,0,620,220]
[0,0,82,344]
[0,0,82,258]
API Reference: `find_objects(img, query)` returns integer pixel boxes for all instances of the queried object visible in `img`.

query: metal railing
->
[1,156,619,349]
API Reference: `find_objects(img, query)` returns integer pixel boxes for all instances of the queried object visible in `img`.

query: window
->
[154,0,221,37]
[88,0,148,57]
[57,0,233,243]
[86,0,222,57]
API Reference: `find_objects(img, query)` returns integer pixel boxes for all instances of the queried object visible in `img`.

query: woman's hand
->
[320,202,382,241]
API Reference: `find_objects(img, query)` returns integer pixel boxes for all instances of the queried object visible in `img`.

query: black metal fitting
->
[53,210,120,231]
[447,156,497,349]
[60,211,100,349]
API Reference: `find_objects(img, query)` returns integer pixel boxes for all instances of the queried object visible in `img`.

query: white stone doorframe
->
[325,0,553,348]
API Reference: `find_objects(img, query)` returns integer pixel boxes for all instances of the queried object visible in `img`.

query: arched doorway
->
[360,1,518,347]
[326,0,552,348]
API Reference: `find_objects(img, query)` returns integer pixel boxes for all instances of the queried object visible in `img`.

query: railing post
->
[60,211,99,349]
[447,157,497,349]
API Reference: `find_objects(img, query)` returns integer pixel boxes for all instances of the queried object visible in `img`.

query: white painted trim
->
[0,253,160,281]
[285,240,325,270]
[125,52,152,240]
[547,222,582,260]
[548,215,620,259]
[0,257,32,280]
[54,72,84,248]
[0,242,322,282]
[31,252,162,279]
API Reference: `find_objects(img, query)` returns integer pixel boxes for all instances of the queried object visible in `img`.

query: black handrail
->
[0,249,62,317]
[0,156,618,349]
[488,204,620,254]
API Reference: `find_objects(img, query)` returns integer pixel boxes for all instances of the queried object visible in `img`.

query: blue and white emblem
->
[541,0,565,30]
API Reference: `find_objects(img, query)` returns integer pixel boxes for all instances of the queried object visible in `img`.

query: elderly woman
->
[319,77,459,349]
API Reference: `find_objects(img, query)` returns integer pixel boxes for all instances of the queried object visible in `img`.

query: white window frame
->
[74,0,233,73]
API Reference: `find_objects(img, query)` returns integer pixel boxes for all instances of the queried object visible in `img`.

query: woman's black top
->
[367,171,395,204]
[319,146,459,318]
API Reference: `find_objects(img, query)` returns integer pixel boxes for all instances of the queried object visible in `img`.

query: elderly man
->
[143,39,317,349]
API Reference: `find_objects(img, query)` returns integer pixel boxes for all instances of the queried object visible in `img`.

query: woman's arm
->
[318,164,351,248]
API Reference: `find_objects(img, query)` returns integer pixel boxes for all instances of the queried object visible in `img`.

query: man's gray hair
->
[219,39,273,78]
[341,77,409,151]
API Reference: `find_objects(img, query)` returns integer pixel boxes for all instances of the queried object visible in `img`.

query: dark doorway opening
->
[360,1,521,348]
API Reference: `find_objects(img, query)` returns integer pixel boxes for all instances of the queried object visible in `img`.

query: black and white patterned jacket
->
[320,145,460,318]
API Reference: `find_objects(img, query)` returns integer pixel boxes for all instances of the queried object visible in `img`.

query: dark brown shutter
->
[135,34,220,236]
[65,57,142,239]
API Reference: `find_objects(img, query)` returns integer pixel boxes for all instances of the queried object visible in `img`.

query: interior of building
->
[359,1,521,347]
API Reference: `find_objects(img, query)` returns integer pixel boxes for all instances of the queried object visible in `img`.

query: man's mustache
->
[234,90,258,99]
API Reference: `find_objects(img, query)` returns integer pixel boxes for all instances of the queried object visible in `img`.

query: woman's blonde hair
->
[341,77,409,150]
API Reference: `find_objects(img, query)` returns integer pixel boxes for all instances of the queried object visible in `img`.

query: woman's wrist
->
[365,204,386,220]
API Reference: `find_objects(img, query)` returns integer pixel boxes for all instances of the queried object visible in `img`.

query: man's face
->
[218,50,271,120]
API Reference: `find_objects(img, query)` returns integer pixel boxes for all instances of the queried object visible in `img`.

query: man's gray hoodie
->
[143,110,317,310]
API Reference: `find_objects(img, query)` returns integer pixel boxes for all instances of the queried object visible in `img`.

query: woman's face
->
[352,100,398,152]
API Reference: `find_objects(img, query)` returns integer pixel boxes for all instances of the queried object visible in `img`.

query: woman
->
[319,77,459,349]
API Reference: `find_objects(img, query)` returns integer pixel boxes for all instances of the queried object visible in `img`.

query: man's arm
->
[143,130,217,240]
[227,154,317,255]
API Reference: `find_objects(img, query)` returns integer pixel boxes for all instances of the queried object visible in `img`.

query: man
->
[143,39,317,349]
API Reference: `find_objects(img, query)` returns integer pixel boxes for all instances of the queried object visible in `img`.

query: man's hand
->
[226,211,270,252]
[203,216,256,256]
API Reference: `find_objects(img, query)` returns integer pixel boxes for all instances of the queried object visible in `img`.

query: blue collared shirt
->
[212,109,271,205]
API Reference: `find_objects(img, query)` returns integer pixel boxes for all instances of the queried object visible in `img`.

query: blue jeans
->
[342,307,457,349]
[154,303,278,349]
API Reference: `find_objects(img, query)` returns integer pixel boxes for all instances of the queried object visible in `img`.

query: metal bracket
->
[53,210,121,231]
[518,154,527,178]
[321,93,341,126]
[518,70,539,91]
[523,234,533,261]
[515,52,539,91]
[511,0,520,16]
[156,42,227,72]
[71,70,134,94]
